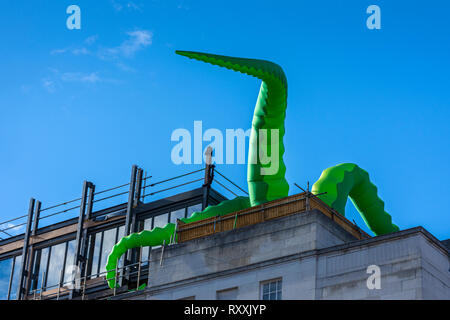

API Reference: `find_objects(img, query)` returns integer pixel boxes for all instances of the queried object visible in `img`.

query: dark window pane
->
[117,226,125,267]
[263,283,269,294]
[153,213,168,229]
[46,243,66,289]
[170,208,185,223]
[116,226,125,285]
[91,233,101,278]
[270,281,276,292]
[100,228,117,274]
[63,240,76,285]
[277,280,282,290]
[0,258,13,300]
[9,255,22,300]
[36,247,49,290]
[187,204,202,217]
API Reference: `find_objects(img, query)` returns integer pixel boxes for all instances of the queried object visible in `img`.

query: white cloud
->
[84,35,98,45]
[71,47,90,55]
[101,30,152,59]
[111,0,143,12]
[41,70,110,93]
[50,48,68,55]
[61,72,102,83]
[42,78,56,93]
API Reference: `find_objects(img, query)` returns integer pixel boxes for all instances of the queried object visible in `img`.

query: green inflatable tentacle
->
[106,51,400,290]
[106,196,250,288]
[311,163,399,236]
[175,50,289,206]
[105,223,175,289]
[105,51,290,289]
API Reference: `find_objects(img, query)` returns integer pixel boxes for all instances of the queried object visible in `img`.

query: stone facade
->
[119,209,449,300]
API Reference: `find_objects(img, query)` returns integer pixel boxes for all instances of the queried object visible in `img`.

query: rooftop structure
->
[1,162,448,300]
[0,160,247,300]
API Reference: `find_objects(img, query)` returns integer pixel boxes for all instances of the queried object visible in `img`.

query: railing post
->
[159,240,166,267]
[16,198,35,300]
[70,180,94,299]
[25,200,41,296]
[124,165,138,284]
[137,251,142,290]
[134,168,143,208]
[80,256,89,300]
[81,183,95,275]
[113,258,119,296]
[141,171,148,202]
[202,147,215,211]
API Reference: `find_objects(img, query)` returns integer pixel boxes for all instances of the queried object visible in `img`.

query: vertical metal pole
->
[80,183,95,280]
[306,182,311,211]
[124,165,138,282]
[25,200,41,295]
[202,147,214,211]
[70,181,91,299]
[125,165,138,236]
[113,258,119,296]
[306,193,311,211]
[81,260,88,300]
[134,168,143,208]
[136,251,142,290]
[17,198,35,300]
[141,171,148,202]
[159,240,166,267]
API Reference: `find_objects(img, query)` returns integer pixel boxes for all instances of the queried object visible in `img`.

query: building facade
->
[0,165,449,300]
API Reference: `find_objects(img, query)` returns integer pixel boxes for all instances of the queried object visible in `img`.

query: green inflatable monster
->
[105,51,399,289]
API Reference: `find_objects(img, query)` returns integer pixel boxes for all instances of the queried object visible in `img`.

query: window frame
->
[260,278,282,300]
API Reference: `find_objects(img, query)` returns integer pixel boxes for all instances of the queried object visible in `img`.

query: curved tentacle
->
[105,51,290,289]
[106,196,250,288]
[311,163,399,235]
[105,223,175,289]
[175,50,289,206]
[106,50,400,290]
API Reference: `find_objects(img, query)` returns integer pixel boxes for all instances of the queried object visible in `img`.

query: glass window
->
[29,240,81,292]
[153,213,168,229]
[0,258,13,300]
[117,225,125,240]
[36,247,49,291]
[8,255,22,300]
[100,228,117,275]
[63,240,76,284]
[261,279,282,300]
[91,233,102,278]
[152,213,168,249]
[46,243,66,289]
[89,225,124,278]
[115,226,125,285]
[187,204,202,217]
[140,218,153,262]
[170,208,186,223]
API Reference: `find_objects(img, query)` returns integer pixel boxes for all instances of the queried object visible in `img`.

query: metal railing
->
[29,248,153,300]
[0,165,249,242]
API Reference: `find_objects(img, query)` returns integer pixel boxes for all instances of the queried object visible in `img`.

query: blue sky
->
[0,0,449,239]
